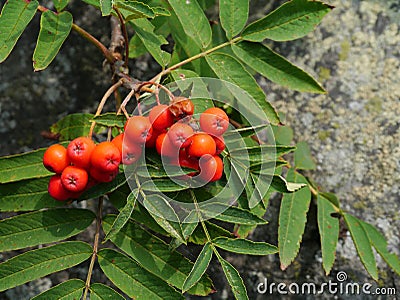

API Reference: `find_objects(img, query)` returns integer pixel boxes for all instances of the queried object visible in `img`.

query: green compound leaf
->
[0,177,64,212]
[278,169,311,270]
[0,241,92,292]
[137,164,196,179]
[215,251,249,300]
[343,213,378,280]
[83,0,168,19]
[230,145,296,160]
[53,0,70,12]
[224,124,269,139]
[141,178,189,192]
[31,279,85,300]
[242,0,333,42]
[319,191,340,208]
[182,242,213,293]
[103,216,214,296]
[213,237,278,256]
[0,147,54,184]
[206,52,280,125]
[98,248,184,300]
[90,283,126,300]
[142,193,185,243]
[0,0,38,63]
[168,12,202,73]
[93,113,126,128]
[232,41,326,94]
[294,141,317,170]
[129,34,147,58]
[33,11,73,71]
[269,174,306,193]
[100,0,113,16]
[115,0,155,20]
[0,208,95,252]
[189,221,232,245]
[108,186,170,236]
[131,18,171,66]
[50,113,96,141]
[167,0,212,49]
[360,221,400,276]
[201,205,267,225]
[317,194,339,275]
[219,0,248,40]
[104,189,137,242]
[271,124,294,146]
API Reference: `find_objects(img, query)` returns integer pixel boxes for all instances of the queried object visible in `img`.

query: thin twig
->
[71,24,116,64]
[148,37,243,83]
[89,79,126,137]
[117,88,136,119]
[109,16,125,62]
[82,197,103,299]
[136,81,174,100]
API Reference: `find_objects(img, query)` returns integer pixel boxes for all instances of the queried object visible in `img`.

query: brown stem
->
[109,16,124,61]
[136,81,174,100]
[72,24,116,64]
[113,6,130,67]
[82,197,103,299]
[117,89,136,119]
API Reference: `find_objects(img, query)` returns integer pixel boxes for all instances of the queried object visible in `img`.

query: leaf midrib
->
[245,4,327,38]
[99,253,171,299]
[0,214,92,239]
[106,220,209,291]
[0,248,90,283]
[280,190,296,260]
[172,1,210,48]
[1,1,30,46]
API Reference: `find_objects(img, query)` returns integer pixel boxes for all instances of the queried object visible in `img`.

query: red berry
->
[48,174,74,201]
[145,129,165,148]
[179,151,199,175]
[199,155,223,182]
[67,137,96,170]
[111,133,124,160]
[124,116,153,144]
[149,105,174,131]
[90,141,121,172]
[156,132,178,158]
[90,167,118,183]
[61,166,88,192]
[122,140,142,165]
[167,122,194,148]
[213,135,225,155]
[43,144,70,174]
[200,107,229,136]
[187,132,216,158]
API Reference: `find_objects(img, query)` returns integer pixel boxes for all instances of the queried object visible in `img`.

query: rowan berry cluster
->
[43,136,122,201]
[43,97,229,201]
[149,99,229,182]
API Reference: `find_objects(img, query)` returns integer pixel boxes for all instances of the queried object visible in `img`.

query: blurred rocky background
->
[0,0,399,299]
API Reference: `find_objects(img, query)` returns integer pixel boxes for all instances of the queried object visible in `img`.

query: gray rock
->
[244,0,400,299]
